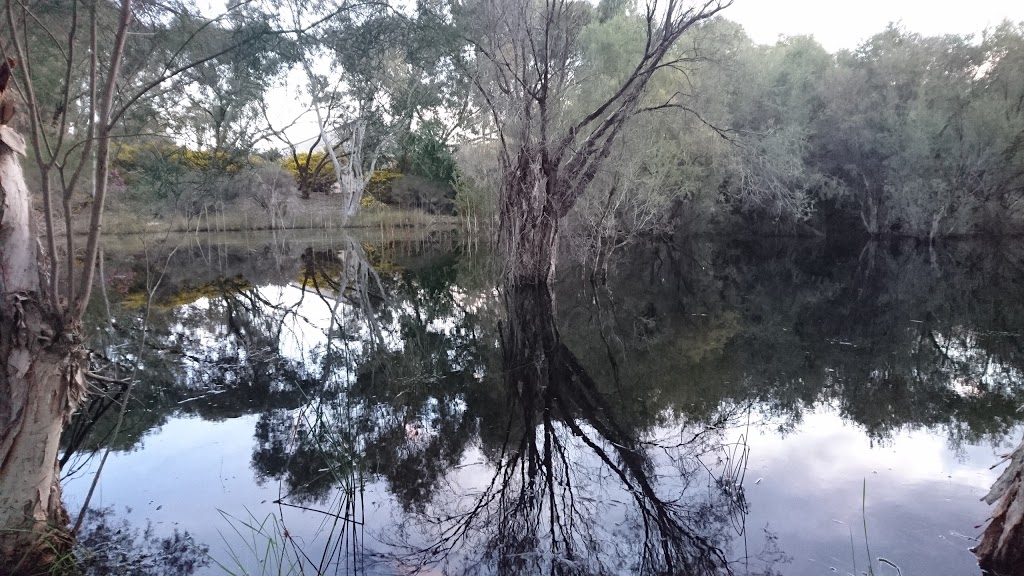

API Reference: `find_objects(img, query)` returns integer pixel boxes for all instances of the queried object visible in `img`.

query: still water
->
[61,231,1024,575]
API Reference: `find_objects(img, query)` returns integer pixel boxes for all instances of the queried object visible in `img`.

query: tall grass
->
[54,183,460,236]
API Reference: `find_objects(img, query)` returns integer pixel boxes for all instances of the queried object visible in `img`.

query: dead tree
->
[977,438,1024,576]
[466,0,731,285]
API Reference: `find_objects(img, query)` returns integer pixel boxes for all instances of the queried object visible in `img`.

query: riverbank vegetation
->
[11,1,1023,247]
[2,0,1024,573]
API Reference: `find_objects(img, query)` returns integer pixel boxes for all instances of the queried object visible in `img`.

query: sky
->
[726,0,1024,52]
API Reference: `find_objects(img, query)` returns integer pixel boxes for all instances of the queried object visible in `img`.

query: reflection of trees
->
[63,237,387,472]
[78,237,1024,456]
[566,239,1024,446]
[386,286,744,576]
[74,507,208,576]
[344,251,498,511]
[67,235,1024,574]
[76,236,1024,470]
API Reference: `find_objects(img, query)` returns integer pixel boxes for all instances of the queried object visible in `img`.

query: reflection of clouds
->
[383,411,748,575]
[740,408,1011,575]
[64,416,406,575]
[63,407,1012,575]
[747,409,1006,491]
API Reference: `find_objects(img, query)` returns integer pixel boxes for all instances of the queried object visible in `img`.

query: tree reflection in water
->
[74,507,208,575]
[379,285,762,576]
[65,234,1024,575]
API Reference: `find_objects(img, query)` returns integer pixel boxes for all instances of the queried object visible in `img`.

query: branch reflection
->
[384,285,756,576]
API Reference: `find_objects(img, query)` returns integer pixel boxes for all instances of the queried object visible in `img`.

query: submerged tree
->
[462,0,731,285]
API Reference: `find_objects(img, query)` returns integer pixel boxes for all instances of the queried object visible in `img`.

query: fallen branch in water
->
[976,437,1024,576]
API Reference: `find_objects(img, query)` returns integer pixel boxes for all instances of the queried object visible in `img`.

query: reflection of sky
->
[152,280,475,394]
[64,416,406,576]
[737,409,1010,575]
[931,327,1024,393]
[63,406,1011,575]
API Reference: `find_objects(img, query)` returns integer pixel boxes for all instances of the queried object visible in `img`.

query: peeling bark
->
[977,439,1024,576]
[0,299,87,574]
[0,127,88,574]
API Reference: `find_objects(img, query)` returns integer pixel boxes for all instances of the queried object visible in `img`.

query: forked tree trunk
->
[0,127,87,574]
[474,0,729,286]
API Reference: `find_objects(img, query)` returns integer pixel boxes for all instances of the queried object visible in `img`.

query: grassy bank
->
[69,194,459,236]
[95,223,468,254]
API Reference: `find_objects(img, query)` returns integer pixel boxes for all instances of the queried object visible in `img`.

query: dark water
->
[62,232,1024,575]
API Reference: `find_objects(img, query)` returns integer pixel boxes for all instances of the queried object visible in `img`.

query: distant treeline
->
[452,16,1024,242]
[19,0,1023,239]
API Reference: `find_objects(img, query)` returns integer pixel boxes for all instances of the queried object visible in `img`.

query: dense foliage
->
[10,0,1024,237]
[538,15,1024,242]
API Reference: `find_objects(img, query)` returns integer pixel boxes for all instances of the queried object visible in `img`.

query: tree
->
[462,0,731,285]
[310,0,470,218]
[965,22,1024,235]
[0,0,341,570]
[810,26,986,237]
[170,14,290,171]
[0,0,136,565]
[977,438,1024,575]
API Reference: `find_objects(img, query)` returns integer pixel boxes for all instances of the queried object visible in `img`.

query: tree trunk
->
[499,154,562,286]
[929,210,942,243]
[860,193,879,235]
[0,127,87,574]
[976,438,1024,576]
[0,304,86,574]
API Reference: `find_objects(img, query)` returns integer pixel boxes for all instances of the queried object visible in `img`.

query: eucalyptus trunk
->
[0,127,88,573]
[0,303,86,574]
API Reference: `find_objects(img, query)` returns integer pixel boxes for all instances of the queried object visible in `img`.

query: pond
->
[60,230,1024,576]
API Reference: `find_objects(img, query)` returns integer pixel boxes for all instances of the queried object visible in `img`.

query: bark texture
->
[0,302,86,574]
[0,127,34,294]
[499,155,565,286]
[0,127,87,574]
[977,439,1024,576]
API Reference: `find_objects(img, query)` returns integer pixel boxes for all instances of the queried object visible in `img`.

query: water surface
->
[63,233,1024,575]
